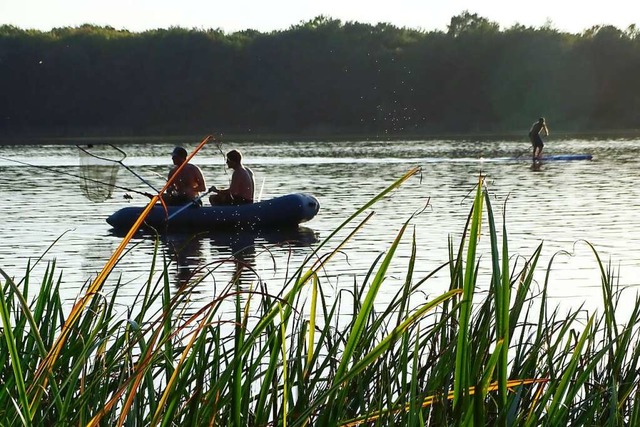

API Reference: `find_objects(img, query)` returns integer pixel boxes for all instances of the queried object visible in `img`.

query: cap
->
[171,146,188,158]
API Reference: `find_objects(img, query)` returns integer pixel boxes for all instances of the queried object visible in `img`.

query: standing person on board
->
[164,146,207,205]
[209,149,255,205]
[529,117,550,161]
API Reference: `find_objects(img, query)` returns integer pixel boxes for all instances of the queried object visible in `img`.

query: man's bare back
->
[209,149,255,205]
[229,167,254,202]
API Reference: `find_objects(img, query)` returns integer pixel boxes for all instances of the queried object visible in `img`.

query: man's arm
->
[195,166,206,192]
[228,170,241,197]
[167,167,177,192]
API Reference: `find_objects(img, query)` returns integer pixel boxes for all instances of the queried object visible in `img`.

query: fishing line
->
[0,155,152,198]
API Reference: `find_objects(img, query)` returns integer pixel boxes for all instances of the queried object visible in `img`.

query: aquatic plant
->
[1,169,640,426]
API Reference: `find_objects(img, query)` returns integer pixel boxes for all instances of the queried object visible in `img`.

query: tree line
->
[1,12,639,138]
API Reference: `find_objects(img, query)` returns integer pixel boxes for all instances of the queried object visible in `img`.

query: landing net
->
[78,144,122,202]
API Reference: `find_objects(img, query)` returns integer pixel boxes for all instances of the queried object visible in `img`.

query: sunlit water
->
[1,137,640,316]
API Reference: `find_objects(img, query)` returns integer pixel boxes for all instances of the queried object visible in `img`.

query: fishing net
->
[78,144,122,202]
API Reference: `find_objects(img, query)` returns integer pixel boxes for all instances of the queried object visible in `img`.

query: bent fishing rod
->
[0,155,154,198]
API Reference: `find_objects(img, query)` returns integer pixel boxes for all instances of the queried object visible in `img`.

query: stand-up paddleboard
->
[535,154,592,161]
[485,154,593,162]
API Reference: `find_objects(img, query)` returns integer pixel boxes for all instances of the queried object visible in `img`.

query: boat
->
[106,193,320,233]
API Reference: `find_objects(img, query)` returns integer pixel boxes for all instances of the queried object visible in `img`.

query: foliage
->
[1,13,640,137]
[2,171,640,425]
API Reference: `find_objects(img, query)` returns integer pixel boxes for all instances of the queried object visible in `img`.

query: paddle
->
[513,150,530,160]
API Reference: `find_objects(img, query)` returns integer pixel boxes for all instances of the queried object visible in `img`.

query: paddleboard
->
[486,154,593,162]
[536,154,592,161]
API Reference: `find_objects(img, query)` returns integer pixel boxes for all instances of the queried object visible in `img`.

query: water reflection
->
[530,161,543,172]
[162,226,319,289]
[208,229,258,288]
[162,233,205,288]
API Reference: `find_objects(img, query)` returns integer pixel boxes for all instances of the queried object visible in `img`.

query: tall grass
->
[2,170,640,425]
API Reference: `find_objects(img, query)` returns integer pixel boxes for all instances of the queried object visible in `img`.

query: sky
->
[1,0,639,35]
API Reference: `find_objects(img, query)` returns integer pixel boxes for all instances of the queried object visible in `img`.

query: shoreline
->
[2,128,640,145]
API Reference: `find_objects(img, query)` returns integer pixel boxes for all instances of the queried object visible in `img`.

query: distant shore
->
[2,128,640,146]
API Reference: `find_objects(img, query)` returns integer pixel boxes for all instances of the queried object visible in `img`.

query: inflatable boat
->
[106,193,320,232]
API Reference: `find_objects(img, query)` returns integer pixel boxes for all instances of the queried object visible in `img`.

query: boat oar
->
[166,186,216,221]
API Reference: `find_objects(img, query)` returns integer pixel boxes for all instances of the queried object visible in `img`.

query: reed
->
[2,170,640,426]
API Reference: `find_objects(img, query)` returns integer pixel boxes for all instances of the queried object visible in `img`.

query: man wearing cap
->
[209,149,255,206]
[165,146,207,205]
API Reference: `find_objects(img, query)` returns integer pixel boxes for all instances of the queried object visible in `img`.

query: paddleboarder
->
[529,117,549,161]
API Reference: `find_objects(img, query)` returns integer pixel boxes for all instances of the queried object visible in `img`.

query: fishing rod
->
[0,155,153,198]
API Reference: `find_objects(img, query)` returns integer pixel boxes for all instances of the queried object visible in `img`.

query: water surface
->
[1,137,639,314]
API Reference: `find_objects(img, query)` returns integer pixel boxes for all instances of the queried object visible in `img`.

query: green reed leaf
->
[0,271,33,426]
[453,176,484,411]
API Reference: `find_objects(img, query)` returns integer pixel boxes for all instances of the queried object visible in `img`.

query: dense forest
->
[1,12,640,138]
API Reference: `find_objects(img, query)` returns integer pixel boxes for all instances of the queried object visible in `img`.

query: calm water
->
[1,136,640,314]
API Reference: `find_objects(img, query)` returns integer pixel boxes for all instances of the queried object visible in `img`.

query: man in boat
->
[529,117,549,161]
[209,149,255,205]
[164,146,207,205]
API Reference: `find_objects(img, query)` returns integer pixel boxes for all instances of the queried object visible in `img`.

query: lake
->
[1,136,639,315]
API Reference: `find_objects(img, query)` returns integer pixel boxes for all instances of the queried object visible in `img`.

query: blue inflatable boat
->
[107,193,320,232]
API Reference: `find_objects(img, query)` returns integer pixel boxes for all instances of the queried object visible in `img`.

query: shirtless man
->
[165,146,207,205]
[209,149,255,205]
[529,117,549,161]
